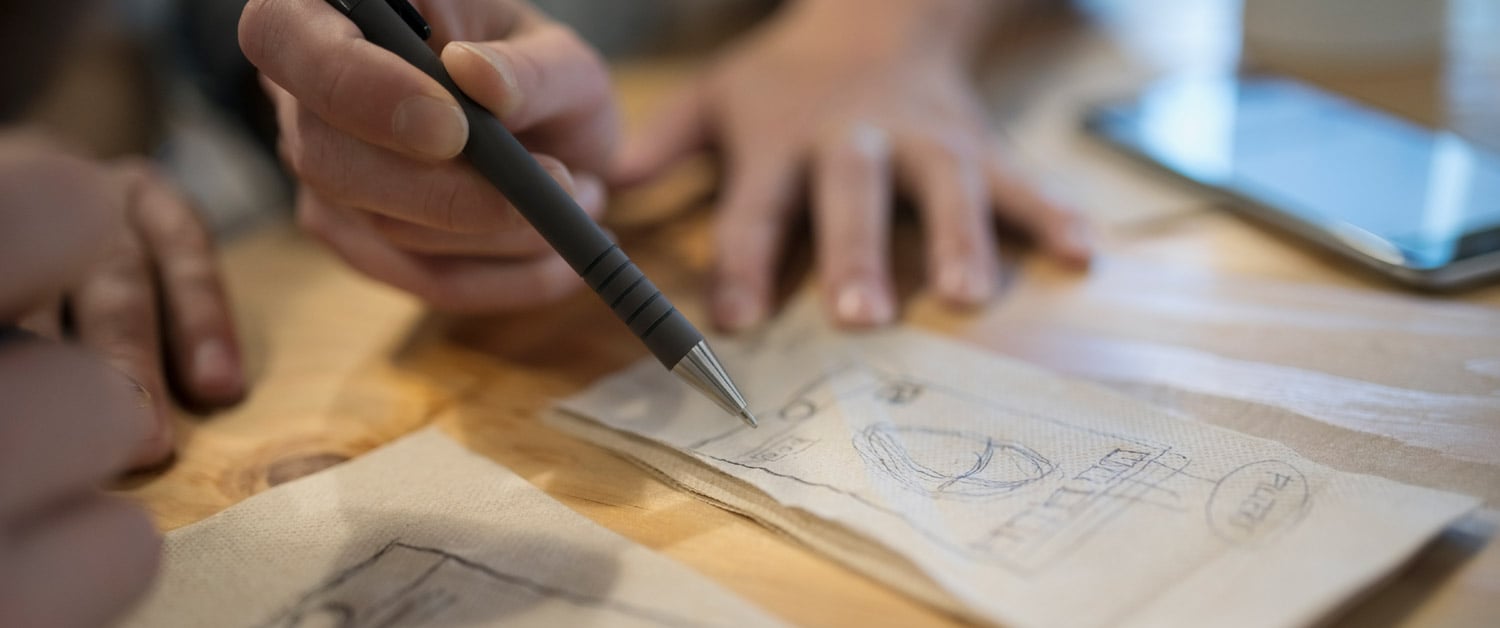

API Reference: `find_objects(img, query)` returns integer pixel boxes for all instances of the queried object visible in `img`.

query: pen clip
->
[384,0,432,40]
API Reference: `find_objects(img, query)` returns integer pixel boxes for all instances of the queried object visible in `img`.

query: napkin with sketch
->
[551,303,1479,628]
[123,429,785,628]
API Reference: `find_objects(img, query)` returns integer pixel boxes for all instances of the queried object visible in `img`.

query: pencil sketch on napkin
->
[553,302,1479,628]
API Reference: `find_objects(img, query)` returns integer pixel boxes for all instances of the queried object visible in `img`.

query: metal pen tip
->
[672,340,758,429]
[738,409,759,428]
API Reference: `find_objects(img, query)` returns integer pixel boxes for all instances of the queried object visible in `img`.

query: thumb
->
[610,82,710,188]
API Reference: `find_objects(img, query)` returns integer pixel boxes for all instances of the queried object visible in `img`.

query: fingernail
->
[938,263,994,305]
[194,340,241,393]
[834,282,894,328]
[453,42,523,119]
[716,284,766,332]
[122,374,173,468]
[393,94,469,159]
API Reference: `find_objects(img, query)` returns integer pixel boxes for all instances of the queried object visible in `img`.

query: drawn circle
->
[1206,460,1310,545]
[852,425,1053,500]
[779,399,817,422]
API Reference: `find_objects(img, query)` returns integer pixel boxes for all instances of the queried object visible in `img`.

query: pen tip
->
[739,409,759,429]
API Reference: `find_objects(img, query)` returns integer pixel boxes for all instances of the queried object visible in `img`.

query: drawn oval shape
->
[779,399,817,422]
[1207,460,1310,544]
[854,425,1053,500]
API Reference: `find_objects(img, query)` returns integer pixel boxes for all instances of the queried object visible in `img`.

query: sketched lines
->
[853,425,1054,500]
[260,541,706,628]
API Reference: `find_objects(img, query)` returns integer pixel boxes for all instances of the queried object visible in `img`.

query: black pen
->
[321,0,755,427]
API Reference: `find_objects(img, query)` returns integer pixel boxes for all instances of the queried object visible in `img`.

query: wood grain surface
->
[122,3,1500,626]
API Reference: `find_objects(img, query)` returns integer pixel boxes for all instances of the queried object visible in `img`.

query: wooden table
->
[125,3,1500,626]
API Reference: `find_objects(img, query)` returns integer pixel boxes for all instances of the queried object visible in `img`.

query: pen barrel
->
[345,0,703,368]
[580,246,702,368]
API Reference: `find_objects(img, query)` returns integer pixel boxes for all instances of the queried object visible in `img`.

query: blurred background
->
[17,0,1499,239]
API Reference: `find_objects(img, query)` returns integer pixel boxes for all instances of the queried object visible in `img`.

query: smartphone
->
[1085,75,1500,289]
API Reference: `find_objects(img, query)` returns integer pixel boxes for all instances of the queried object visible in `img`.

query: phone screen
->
[1089,77,1500,271]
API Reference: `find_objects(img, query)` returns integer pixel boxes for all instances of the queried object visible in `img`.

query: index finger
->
[239,0,470,160]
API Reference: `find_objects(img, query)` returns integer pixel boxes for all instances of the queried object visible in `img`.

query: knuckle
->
[416,176,471,232]
[416,173,513,234]
[98,342,159,379]
[162,212,212,252]
[295,197,331,239]
[720,186,786,222]
[87,287,153,332]
[825,121,890,163]
[714,261,764,294]
[911,132,979,167]
[828,225,880,256]
[942,228,987,262]
[289,120,357,205]
[830,256,884,283]
[139,196,211,250]
[162,258,222,296]
[314,43,357,116]
[102,232,151,272]
[832,147,884,176]
[713,235,770,283]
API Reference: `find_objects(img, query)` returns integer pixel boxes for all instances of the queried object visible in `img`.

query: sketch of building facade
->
[678,361,1312,577]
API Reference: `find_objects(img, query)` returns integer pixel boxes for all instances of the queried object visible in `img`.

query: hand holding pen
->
[241,0,619,314]
[243,0,755,422]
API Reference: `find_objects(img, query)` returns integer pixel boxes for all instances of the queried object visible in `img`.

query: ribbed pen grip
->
[582,244,703,368]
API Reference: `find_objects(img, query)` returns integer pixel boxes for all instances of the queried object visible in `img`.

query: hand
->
[17,157,245,470]
[614,0,1092,331]
[240,0,618,313]
[0,143,163,628]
